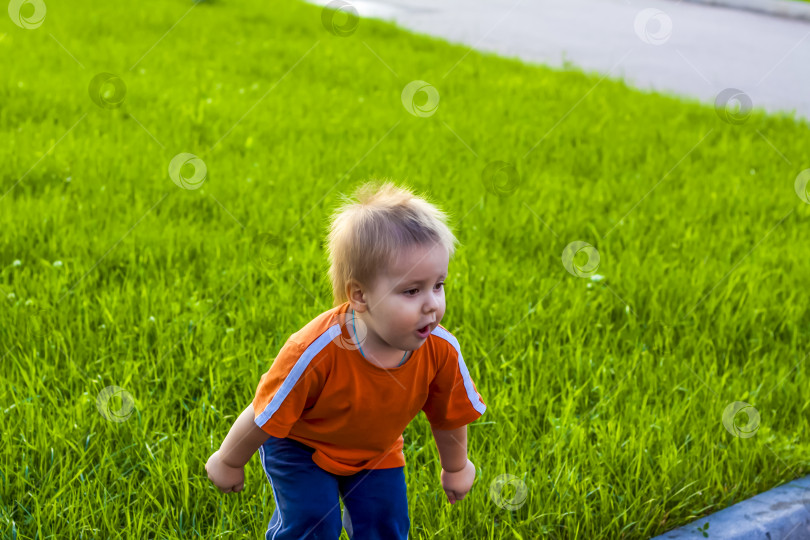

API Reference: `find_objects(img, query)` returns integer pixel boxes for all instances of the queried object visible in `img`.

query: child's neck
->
[350,308,412,368]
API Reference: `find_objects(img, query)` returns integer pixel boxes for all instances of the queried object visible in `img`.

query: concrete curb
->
[681,0,810,23]
[651,475,810,539]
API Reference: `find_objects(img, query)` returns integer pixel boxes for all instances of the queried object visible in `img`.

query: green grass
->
[2,0,810,538]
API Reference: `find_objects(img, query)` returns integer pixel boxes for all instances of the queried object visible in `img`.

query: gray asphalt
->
[311,0,810,122]
[651,474,810,539]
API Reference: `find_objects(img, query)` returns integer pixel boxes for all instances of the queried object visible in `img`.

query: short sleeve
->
[252,337,322,438]
[421,340,486,431]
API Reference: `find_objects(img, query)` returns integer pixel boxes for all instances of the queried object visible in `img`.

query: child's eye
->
[404,283,444,296]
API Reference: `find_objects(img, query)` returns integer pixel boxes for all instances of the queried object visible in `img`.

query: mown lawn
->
[2,0,809,538]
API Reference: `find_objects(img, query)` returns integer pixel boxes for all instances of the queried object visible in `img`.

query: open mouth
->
[417,324,431,336]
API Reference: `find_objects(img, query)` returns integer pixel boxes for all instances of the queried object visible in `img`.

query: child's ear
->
[346,279,369,313]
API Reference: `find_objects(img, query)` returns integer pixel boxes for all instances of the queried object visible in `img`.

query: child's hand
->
[440,458,476,505]
[205,450,245,493]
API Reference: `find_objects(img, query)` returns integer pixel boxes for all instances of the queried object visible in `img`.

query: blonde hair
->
[326,179,459,307]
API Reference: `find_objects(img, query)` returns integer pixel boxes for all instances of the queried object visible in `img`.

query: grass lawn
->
[2,0,810,538]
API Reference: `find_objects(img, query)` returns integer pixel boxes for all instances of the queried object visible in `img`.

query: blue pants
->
[258,435,410,540]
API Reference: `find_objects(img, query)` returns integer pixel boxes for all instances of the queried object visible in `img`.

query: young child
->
[205,180,487,539]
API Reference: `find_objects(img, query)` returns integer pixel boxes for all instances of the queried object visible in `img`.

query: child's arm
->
[432,424,477,504]
[432,424,468,472]
[205,403,269,493]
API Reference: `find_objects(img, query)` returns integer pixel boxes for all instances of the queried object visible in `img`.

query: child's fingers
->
[234,482,245,492]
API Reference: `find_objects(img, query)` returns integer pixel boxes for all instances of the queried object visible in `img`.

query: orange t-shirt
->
[252,301,487,476]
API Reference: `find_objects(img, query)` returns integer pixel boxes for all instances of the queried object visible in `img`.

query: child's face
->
[353,242,449,353]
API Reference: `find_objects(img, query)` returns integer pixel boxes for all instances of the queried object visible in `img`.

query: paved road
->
[311,0,810,122]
